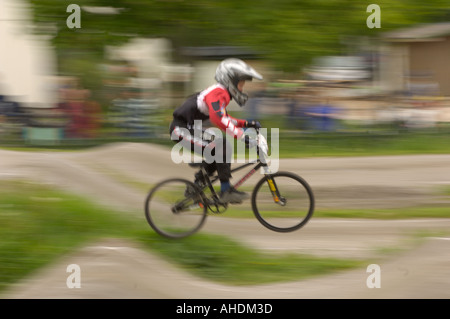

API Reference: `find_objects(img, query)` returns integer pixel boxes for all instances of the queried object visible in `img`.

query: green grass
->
[438,186,450,197]
[226,112,450,157]
[313,206,450,219]
[0,180,137,292]
[2,122,450,158]
[1,179,449,293]
[215,205,450,219]
[276,131,450,158]
[0,180,363,292]
[138,233,363,286]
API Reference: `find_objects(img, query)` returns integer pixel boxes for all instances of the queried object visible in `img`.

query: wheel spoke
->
[145,179,207,238]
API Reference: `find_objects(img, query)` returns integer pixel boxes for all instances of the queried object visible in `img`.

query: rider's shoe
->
[219,187,249,204]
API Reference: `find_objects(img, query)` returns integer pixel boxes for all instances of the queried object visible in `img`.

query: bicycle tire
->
[251,171,315,232]
[144,178,207,239]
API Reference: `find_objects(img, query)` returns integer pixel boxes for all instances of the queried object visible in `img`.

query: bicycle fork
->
[265,175,286,206]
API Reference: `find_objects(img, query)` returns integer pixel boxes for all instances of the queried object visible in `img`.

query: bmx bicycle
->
[144,128,315,239]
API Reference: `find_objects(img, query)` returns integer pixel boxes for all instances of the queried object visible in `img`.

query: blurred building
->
[303,56,372,82]
[380,22,450,96]
[0,0,57,108]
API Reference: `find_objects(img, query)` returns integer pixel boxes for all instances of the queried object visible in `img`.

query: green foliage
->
[18,0,450,139]
[28,0,450,72]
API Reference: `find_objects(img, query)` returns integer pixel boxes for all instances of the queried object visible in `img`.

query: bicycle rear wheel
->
[145,178,207,238]
[251,172,314,232]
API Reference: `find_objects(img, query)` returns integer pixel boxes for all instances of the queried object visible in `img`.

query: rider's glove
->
[242,135,257,149]
[245,120,262,129]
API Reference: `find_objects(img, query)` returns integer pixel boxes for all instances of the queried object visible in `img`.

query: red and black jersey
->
[172,84,246,139]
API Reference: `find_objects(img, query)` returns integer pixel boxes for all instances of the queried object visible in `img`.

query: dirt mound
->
[1,144,450,298]
[3,237,450,299]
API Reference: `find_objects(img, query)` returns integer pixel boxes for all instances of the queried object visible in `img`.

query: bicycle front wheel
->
[145,178,207,239]
[252,172,315,232]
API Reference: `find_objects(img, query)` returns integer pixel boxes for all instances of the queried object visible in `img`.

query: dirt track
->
[1,143,450,299]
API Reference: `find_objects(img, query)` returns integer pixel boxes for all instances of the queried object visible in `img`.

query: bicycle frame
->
[146,127,314,238]
[197,129,283,208]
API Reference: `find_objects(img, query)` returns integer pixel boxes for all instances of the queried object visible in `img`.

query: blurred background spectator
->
[0,0,449,146]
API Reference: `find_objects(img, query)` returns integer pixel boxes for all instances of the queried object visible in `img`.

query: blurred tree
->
[28,0,450,74]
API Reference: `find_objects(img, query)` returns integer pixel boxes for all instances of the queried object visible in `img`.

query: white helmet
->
[215,58,263,107]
